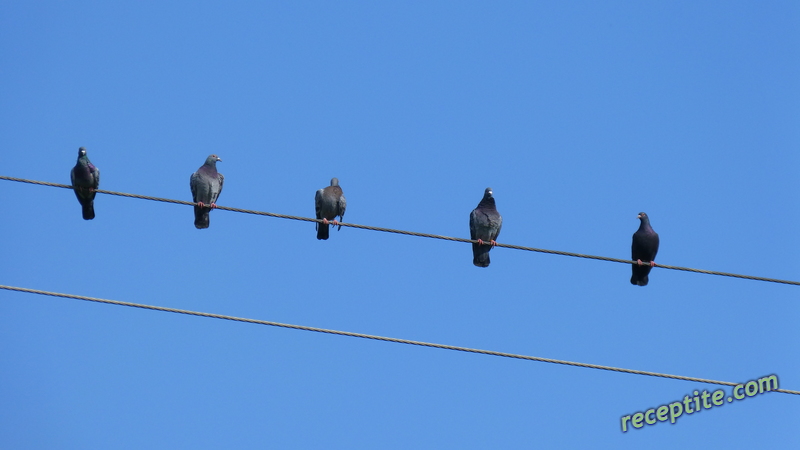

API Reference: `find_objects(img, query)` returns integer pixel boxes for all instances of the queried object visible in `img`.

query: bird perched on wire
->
[631,212,660,286]
[190,154,224,229]
[469,187,503,267]
[70,147,100,220]
[315,177,347,240]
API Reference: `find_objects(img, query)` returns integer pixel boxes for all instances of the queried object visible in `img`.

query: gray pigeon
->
[631,212,660,286]
[189,155,224,229]
[70,147,100,220]
[469,187,502,267]
[315,177,346,240]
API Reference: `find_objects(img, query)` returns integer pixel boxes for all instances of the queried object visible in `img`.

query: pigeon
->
[70,147,100,220]
[631,212,660,286]
[189,154,224,229]
[315,177,346,240]
[469,187,503,267]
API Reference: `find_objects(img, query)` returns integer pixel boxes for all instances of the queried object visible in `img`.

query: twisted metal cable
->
[2,284,797,395]
[2,175,798,286]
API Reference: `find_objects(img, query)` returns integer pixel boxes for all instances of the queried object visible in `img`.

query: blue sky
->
[1,1,798,448]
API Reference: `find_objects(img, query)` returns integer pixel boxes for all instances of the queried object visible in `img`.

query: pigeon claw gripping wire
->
[477,239,484,246]
[210,203,218,209]
[491,240,498,247]
[197,201,205,208]
[322,218,329,225]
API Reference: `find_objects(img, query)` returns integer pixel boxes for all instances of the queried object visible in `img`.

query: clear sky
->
[1,1,798,448]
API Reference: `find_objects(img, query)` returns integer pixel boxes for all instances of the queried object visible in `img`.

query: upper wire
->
[2,174,798,286]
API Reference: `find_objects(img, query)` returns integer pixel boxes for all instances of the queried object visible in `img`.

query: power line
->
[3,175,798,286]
[2,283,797,395]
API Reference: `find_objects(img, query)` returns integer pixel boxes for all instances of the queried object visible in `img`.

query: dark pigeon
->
[70,147,100,220]
[189,154,224,229]
[315,177,346,240]
[469,187,503,267]
[631,212,660,286]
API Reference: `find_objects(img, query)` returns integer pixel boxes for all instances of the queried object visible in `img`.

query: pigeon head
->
[78,147,87,157]
[637,212,652,226]
[331,177,339,186]
[205,154,222,165]
[477,187,496,208]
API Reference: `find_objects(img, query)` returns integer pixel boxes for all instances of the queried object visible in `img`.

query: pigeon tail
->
[81,201,95,220]
[630,274,649,286]
[472,244,491,267]
[72,187,96,220]
[317,223,330,240]
[194,206,210,229]
[630,266,652,286]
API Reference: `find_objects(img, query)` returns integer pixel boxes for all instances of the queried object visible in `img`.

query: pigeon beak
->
[216,157,222,162]
[637,213,642,219]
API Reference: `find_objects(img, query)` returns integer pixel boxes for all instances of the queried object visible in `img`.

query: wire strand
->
[2,283,796,395]
[3,175,798,286]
